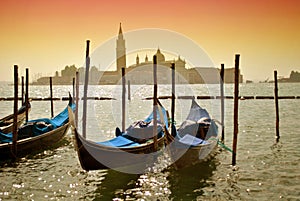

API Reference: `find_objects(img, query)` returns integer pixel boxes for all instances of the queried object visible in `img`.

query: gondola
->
[0,103,31,134]
[68,100,170,173]
[166,99,220,169]
[0,96,75,160]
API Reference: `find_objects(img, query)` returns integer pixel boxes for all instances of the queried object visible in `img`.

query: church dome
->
[154,48,165,63]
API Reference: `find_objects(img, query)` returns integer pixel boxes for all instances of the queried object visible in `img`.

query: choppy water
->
[0,82,299,200]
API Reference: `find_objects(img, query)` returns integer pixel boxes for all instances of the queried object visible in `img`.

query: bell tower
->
[116,23,126,72]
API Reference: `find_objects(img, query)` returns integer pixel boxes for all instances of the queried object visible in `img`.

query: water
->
[0,82,299,200]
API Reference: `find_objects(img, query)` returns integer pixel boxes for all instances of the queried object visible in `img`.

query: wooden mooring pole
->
[220,64,225,142]
[50,77,54,118]
[82,40,90,139]
[75,71,79,127]
[122,67,126,132]
[232,54,240,166]
[274,70,280,142]
[153,55,158,151]
[12,65,19,158]
[21,76,24,105]
[72,77,75,100]
[171,63,176,136]
[128,80,131,101]
[25,68,29,122]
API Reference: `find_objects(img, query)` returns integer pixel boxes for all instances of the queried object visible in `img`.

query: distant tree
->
[61,65,77,77]
[289,70,300,82]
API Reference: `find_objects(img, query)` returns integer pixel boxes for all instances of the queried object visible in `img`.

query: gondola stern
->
[72,129,109,171]
[72,127,88,170]
[67,106,76,128]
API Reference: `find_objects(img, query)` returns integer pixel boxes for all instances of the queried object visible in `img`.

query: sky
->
[0,0,300,82]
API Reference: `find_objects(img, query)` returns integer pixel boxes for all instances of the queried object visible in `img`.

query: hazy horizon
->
[1,0,300,82]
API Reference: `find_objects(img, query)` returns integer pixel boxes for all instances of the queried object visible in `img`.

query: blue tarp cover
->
[174,99,218,144]
[0,103,75,143]
[97,135,139,147]
[178,134,208,146]
[97,101,168,147]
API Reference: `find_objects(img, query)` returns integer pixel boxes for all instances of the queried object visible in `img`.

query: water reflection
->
[167,158,218,200]
[77,151,219,200]
[84,169,139,200]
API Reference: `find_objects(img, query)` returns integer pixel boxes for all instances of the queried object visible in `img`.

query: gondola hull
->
[166,99,220,169]
[166,134,218,169]
[73,128,166,172]
[0,113,26,134]
[0,123,70,160]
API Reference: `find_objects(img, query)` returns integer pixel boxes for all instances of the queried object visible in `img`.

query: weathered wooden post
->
[75,71,79,127]
[128,80,131,101]
[12,65,19,158]
[232,54,240,166]
[220,64,225,142]
[72,77,75,100]
[171,63,176,137]
[21,76,24,105]
[82,40,90,139]
[25,68,29,122]
[153,55,158,150]
[50,77,54,118]
[274,70,280,142]
[122,67,126,132]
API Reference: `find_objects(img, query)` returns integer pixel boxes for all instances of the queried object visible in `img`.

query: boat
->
[0,96,75,160]
[166,99,220,169]
[68,99,170,173]
[0,102,31,134]
[70,41,170,173]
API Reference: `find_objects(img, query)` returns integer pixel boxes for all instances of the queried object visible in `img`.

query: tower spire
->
[118,23,123,39]
[116,23,126,72]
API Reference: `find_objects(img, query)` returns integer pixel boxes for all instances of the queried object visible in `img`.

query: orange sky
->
[0,0,300,82]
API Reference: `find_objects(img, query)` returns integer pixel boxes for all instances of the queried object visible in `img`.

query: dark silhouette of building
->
[116,23,126,73]
[99,23,243,84]
[33,24,243,85]
[33,65,77,85]
[222,68,243,83]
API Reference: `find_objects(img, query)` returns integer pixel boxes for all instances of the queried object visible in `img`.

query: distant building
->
[272,70,300,83]
[98,24,243,84]
[33,24,243,85]
[222,68,243,83]
[32,65,76,85]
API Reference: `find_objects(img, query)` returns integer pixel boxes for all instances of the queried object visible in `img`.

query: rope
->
[217,139,233,153]
[210,138,233,153]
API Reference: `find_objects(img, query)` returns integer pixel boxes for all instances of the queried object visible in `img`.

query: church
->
[98,24,243,85]
[33,24,243,85]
